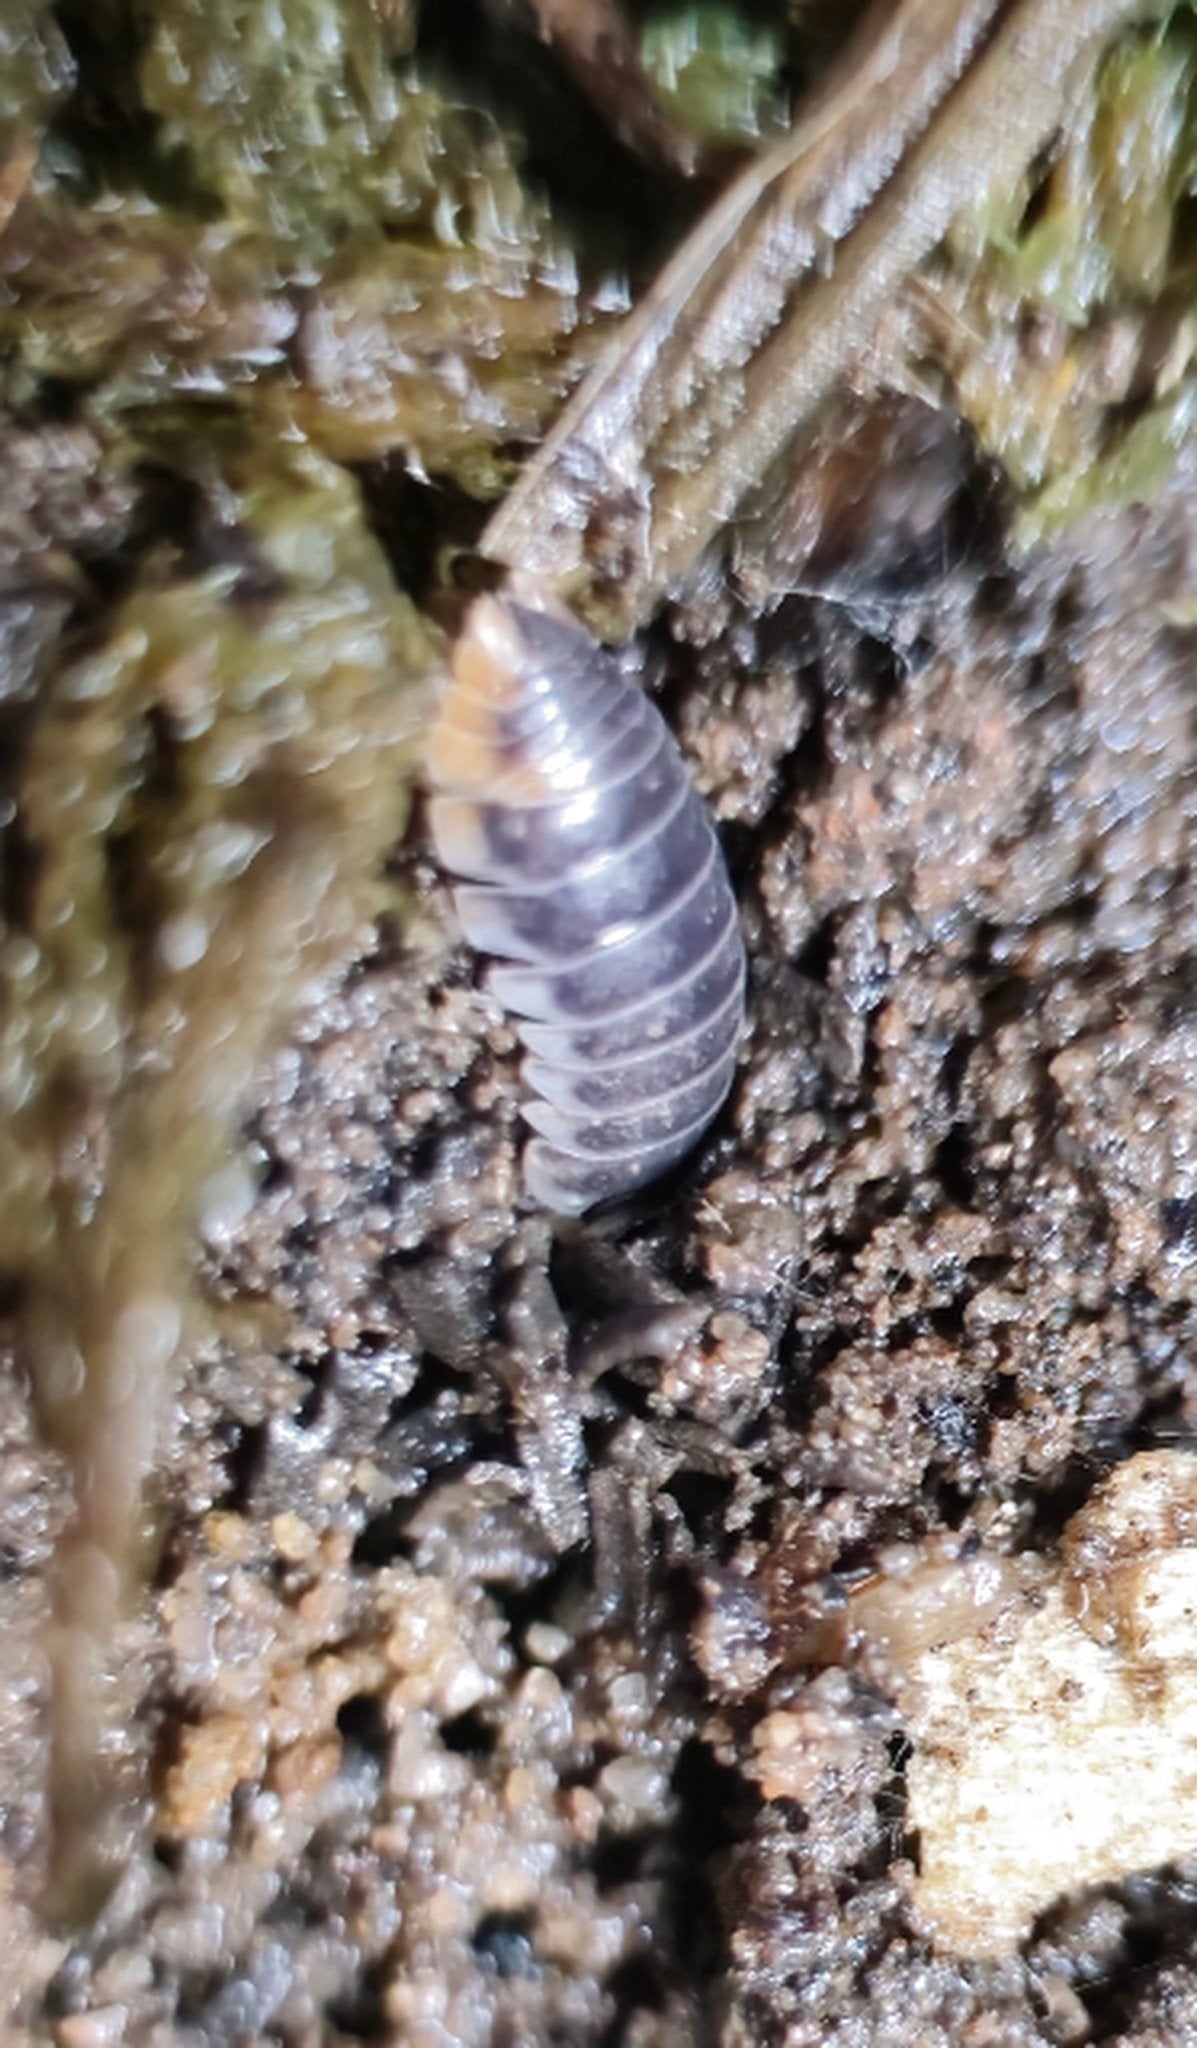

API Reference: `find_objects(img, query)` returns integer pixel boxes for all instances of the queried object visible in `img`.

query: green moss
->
[640,3,785,147]
[9,420,435,1892]
[0,199,290,409]
[0,54,592,492]
[951,26,1194,320]
[922,12,1197,541]
[1,422,434,1903]
[0,1,74,150]
[1027,379,1197,540]
[138,0,417,266]
[292,224,592,492]
[6,419,432,1449]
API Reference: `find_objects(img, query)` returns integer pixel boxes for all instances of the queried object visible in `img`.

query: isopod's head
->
[425,594,527,795]
[426,589,597,808]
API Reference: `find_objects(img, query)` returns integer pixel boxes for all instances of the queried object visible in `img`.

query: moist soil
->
[6,4,1197,2043]
[7,400,1197,2045]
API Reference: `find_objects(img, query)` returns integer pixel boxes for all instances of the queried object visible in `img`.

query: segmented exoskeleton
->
[427,589,745,1214]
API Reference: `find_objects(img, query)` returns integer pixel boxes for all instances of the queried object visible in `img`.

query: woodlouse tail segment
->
[429,588,746,1215]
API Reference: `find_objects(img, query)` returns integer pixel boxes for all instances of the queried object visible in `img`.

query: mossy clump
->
[138,0,420,263]
[0,0,599,492]
[0,420,435,1905]
[6,413,433,1455]
[0,1,73,159]
[917,12,1197,541]
[639,3,787,148]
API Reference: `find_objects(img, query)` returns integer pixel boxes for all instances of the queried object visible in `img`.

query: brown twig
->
[483,0,1133,635]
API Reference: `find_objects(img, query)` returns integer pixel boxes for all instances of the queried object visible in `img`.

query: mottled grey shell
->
[427,591,745,1214]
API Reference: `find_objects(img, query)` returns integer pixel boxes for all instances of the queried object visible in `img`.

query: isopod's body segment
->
[428,590,746,1214]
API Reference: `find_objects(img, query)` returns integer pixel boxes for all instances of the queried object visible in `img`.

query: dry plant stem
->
[483,0,1131,633]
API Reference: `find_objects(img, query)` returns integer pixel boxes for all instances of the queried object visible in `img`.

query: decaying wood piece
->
[483,0,1133,634]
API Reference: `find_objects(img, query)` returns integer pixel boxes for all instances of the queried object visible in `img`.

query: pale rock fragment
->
[903,1451,1197,1955]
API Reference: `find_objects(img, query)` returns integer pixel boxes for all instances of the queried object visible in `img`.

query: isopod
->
[427,586,746,1214]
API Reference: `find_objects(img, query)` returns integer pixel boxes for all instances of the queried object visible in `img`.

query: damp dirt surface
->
[7,396,1197,2045]
[8,3,1197,2044]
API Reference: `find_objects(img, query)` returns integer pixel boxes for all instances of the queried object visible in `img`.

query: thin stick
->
[482,0,1130,633]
